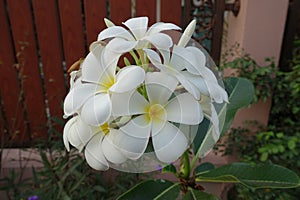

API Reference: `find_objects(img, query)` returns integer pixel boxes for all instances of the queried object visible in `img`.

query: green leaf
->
[117,179,180,200]
[196,162,300,189]
[260,152,268,162]
[288,140,296,150]
[162,163,177,174]
[193,77,254,158]
[183,189,219,200]
[195,162,215,174]
[221,77,255,135]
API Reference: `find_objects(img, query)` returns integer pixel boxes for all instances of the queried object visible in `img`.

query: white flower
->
[144,46,228,103]
[63,44,145,126]
[110,72,203,163]
[97,16,181,52]
[63,115,127,170]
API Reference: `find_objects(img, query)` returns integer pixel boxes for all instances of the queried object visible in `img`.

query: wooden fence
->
[0,0,232,147]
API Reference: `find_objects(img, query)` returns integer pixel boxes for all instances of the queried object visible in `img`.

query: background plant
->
[221,43,277,103]
[218,37,300,200]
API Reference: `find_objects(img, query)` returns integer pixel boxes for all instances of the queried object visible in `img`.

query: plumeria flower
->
[63,115,127,170]
[63,43,145,126]
[110,72,203,163]
[144,46,228,103]
[97,16,181,53]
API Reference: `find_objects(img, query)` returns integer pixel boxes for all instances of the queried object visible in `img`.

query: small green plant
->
[222,43,277,103]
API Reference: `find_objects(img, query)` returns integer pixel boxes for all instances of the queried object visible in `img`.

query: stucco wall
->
[224,0,289,127]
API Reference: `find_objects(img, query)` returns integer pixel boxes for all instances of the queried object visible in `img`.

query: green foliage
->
[269,63,300,136]
[222,43,277,103]
[219,125,300,199]
[117,179,180,200]
[196,163,300,188]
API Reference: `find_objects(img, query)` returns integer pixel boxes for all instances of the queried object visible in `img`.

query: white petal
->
[109,65,145,93]
[102,132,127,164]
[145,72,178,104]
[143,33,173,50]
[181,71,209,96]
[210,103,220,140]
[67,117,95,152]
[111,129,149,160]
[170,45,192,71]
[64,83,98,116]
[98,26,135,41]
[123,17,148,40]
[144,49,162,65]
[67,118,85,151]
[69,71,79,89]
[105,38,138,54]
[207,82,229,104]
[120,115,151,139]
[63,116,79,151]
[111,90,149,116]
[82,44,105,84]
[178,19,196,47]
[158,49,171,64]
[147,22,181,35]
[81,93,112,126]
[186,46,206,73]
[151,118,167,137]
[175,72,201,100]
[200,95,221,140]
[165,93,203,125]
[198,67,228,103]
[85,134,109,170]
[152,122,188,163]
[74,118,95,144]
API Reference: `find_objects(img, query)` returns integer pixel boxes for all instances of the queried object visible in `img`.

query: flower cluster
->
[63,17,228,171]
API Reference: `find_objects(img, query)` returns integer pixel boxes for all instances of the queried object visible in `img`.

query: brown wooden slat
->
[84,0,107,46]
[6,0,47,140]
[161,0,182,26]
[136,0,156,25]
[32,0,66,133]
[58,0,85,67]
[110,0,131,24]
[211,0,225,65]
[0,0,28,144]
[0,100,7,146]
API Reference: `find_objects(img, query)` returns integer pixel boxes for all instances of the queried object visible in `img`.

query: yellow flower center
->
[146,104,166,122]
[100,122,110,135]
[100,76,115,92]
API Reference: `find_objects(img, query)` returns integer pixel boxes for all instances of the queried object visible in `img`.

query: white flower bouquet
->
[62,16,228,172]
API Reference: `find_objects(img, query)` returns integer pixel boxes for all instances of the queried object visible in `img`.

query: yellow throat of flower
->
[146,104,166,122]
[100,122,110,135]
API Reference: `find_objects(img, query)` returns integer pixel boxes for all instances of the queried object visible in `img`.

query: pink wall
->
[224,0,289,127]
